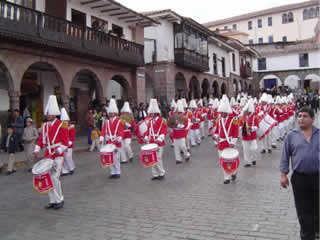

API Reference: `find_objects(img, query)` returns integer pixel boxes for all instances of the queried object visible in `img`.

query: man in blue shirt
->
[280,107,319,240]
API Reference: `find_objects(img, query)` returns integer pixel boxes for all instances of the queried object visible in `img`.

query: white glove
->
[56,147,63,155]
[105,135,110,141]
[258,112,264,117]
[177,124,185,129]
[99,136,104,143]
[125,122,131,128]
[196,118,200,122]
[230,138,237,145]
[157,134,165,143]
[144,136,149,143]
[251,126,258,132]
[34,145,40,153]
[116,136,122,143]
[68,141,72,146]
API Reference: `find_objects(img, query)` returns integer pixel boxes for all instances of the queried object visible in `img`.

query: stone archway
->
[284,75,300,89]
[20,62,66,128]
[175,72,187,99]
[201,79,210,98]
[108,75,131,102]
[305,73,320,92]
[212,81,219,98]
[221,82,227,95]
[259,74,282,89]
[189,76,200,100]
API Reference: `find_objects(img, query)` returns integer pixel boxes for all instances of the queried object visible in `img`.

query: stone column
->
[9,90,20,110]
[61,94,70,113]
[98,97,106,107]
[135,67,146,104]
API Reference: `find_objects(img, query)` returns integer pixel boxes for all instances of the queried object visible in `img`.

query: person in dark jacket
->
[1,126,18,175]
[13,109,24,151]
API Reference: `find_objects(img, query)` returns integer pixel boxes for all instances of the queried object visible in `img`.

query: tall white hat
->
[181,98,188,109]
[198,99,203,107]
[259,93,269,103]
[120,101,131,113]
[45,95,60,116]
[170,99,177,109]
[108,99,119,114]
[176,100,184,113]
[245,99,255,113]
[189,100,197,109]
[208,98,214,105]
[213,99,219,109]
[148,98,161,114]
[240,97,247,107]
[275,96,281,104]
[60,107,70,121]
[217,97,232,114]
[230,97,236,106]
[253,97,258,104]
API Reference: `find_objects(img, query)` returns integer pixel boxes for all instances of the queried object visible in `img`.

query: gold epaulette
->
[162,119,167,125]
[62,122,69,129]
[119,119,125,124]
[232,119,239,125]
[184,116,188,120]
[69,124,75,129]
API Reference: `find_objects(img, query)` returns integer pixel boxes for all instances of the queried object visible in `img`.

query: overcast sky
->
[120,0,304,23]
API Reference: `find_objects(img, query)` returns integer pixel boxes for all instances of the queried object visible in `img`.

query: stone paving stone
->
[0,133,301,240]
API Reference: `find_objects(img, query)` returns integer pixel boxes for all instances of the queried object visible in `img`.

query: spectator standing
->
[86,109,95,146]
[137,103,147,122]
[280,107,319,240]
[22,118,38,172]
[1,126,18,175]
[13,109,24,151]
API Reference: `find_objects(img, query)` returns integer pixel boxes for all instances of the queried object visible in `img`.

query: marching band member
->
[258,93,272,154]
[172,100,191,164]
[120,102,135,164]
[143,99,167,180]
[182,98,191,150]
[168,99,177,148]
[34,95,68,210]
[212,96,239,184]
[240,99,259,167]
[60,108,76,176]
[100,99,124,179]
[189,100,201,147]
[198,99,206,139]
[207,98,215,136]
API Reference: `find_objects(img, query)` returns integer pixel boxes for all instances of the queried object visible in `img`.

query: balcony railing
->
[174,48,209,72]
[240,64,252,78]
[0,1,144,66]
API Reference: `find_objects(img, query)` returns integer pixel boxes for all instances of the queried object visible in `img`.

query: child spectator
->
[1,126,18,175]
[90,126,100,152]
[22,118,38,172]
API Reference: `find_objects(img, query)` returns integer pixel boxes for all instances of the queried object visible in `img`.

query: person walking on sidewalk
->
[280,106,319,240]
[1,125,18,175]
[22,118,38,172]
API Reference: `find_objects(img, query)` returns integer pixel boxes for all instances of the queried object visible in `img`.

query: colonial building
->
[143,9,258,102]
[0,0,157,133]
[251,21,320,94]
[203,0,319,45]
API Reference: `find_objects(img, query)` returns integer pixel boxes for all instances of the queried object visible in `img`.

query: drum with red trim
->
[219,148,240,175]
[140,144,158,168]
[100,144,116,168]
[257,113,277,140]
[32,159,54,194]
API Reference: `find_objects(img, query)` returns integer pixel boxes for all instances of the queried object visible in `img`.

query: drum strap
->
[220,118,234,145]
[150,119,163,139]
[106,119,120,142]
[46,121,63,156]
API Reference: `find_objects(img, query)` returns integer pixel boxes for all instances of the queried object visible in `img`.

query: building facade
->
[203,0,319,45]
[0,0,157,133]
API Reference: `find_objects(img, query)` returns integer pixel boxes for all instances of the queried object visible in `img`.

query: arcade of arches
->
[0,45,145,134]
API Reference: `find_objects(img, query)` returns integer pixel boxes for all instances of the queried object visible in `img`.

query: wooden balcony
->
[0,1,144,67]
[174,48,209,72]
[240,64,252,78]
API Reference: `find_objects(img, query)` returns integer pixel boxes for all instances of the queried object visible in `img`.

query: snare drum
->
[140,144,158,168]
[219,148,240,175]
[32,159,54,194]
[257,113,277,140]
[100,144,116,168]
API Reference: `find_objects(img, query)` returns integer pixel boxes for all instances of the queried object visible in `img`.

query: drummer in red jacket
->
[240,99,259,167]
[100,99,124,179]
[143,99,167,180]
[213,96,239,184]
[34,95,68,210]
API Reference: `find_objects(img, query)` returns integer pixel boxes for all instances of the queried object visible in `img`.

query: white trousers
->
[152,147,165,177]
[90,140,100,151]
[120,138,133,162]
[208,120,214,135]
[200,122,205,138]
[242,140,256,165]
[48,157,64,204]
[62,148,75,174]
[190,129,201,146]
[110,148,121,175]
[218,150,237,181]
[262,133,271,150]
[186,132,191,150]
[174,138,190,162]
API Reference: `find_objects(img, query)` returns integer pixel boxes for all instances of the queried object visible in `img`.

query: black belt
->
[294,171,319,176]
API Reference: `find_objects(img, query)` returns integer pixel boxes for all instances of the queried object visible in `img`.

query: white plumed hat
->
[198,99,203,107]
[148,98,161,114]
[208,98,214,105]
[240,97,247,107]
[245,99,255,113]
[230,97,236,106]
[170,99,177,109]
[176,100,184,113]
[120,101,131,113]
[60,108,70,121]
[181,98,188,109]
[108,99,119,114]
[218,97,232,114]
[189,100,197,109]
[45,95,60,116]
[259,93,269,103]
[213,99,219,109]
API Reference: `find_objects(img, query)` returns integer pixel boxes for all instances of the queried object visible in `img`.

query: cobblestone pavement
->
[0,134,300,240]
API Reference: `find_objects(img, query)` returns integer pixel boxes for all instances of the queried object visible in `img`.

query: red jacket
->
[68,123,75,149]
[123,120,135,139]
[36,119,69,159]
[144,117,167,147]
[240,114,258,141]
[214,117,239,150]
[190,110,201,130]
[172,115,189,139]
[101,117,124,148]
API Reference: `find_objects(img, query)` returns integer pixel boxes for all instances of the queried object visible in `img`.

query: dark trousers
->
[291,172,319,240]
